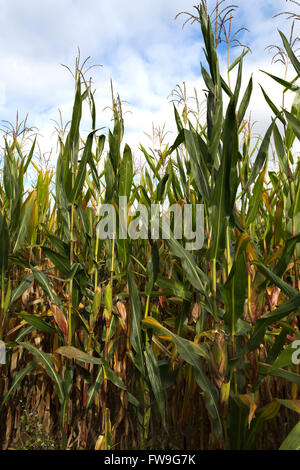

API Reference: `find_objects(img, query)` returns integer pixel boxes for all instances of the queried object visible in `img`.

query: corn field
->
[0,4,300,451]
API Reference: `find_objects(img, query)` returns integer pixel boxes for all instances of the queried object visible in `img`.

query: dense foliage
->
[0,5,300,450]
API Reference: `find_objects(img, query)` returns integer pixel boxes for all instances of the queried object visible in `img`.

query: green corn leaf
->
[277,399,300,415]
[18,313,57,335]
[24,137,37,173]
[233,58,243,103]
[259,363,300,388]
[165,232,211,309]
[14,326,35,343]
[42,247,71,278]
[254,261,298,298]
[142,316,209,361]
[70,130,97,203]
[102,362,126,390]
[87,153,100,194]
[284,109,300,142]
[86,367,104,410]
[184,129,210,201]
[13,197,34,253]
[246,168,265,226]
[208,87,223,166]
[139,144,156,176]
[56,345,103,364]
[279,30,300,76]
[104,154,116,202]
[259,85,285,125]
[208,96,238,259]
[269,343,299,371]
[261,70,300,93]
[19,342,64,403]
[97,134,106,160]
[43,230,70,258]
[155,275,192,301]
[0,213,9,273]
[127,263,146,376]
[201,65,215,94]
[61,365,74,400]
[229,49,249,72]
[145,241,159,297]
[222,236,248,334]
[244,401,281,450]
[221,75,233,97]
[31,266,64,310]
[266,328,288,365]
[69,78,83,163]
[156,173,169,202]
[173,103,184,132]
[280,422,300,449]
[294,177,300,217]
[144,342,166,430]
[286,92,300,151]
[274,234,300,278]
[119,144,133,198]
[103,360,139,407]
[245,294,300,353]
[273,123,290,178]
[142,317,222,440]
[229,394,251,449]
[244,121,274,191]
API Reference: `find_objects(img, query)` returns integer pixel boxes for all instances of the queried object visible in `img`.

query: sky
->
[0,0,299,168]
